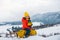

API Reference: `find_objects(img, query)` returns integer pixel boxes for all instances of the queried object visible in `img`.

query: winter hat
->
[24,11,30,17]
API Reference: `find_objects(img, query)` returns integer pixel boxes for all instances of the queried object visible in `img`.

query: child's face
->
[26,16,30,20]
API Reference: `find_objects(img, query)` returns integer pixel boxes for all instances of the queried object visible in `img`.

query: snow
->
[32,22,44,26]
[0,25,12,33]
[0,35,60,40]
[0,25,22,33]
[0,22,44,33]
[37,25,60,35]
[0,24,60,40]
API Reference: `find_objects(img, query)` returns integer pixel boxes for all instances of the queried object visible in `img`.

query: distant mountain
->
[0,22,6,26]
[5,21,22,25]
[31,12,60,24]
[0,21,22,26]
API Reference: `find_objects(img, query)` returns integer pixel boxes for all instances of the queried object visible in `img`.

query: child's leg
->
[25,28,30,37]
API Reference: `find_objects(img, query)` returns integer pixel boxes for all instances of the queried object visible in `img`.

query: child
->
[22,11,32,37]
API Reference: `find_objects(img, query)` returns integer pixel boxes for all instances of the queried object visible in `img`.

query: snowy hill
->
[32,22,44,26]
[0,24,60,40]
[0,25,22,33]
[0,21,21,26]
[37,24,60,35]
[32,12,60,24]
[5,21,22,25]
[0,22,44,33]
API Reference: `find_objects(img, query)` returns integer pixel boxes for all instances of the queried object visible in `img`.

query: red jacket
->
[22,17,30,29]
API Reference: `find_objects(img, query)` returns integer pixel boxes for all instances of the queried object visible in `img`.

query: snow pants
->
[24,28,30,37]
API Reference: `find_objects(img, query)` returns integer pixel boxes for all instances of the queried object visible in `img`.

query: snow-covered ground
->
[32,22,44,26]
[0,24,60,40]
[0,35,60,40]
[0,25,22,33]
[0,22,44,33]
[37,25,60,35]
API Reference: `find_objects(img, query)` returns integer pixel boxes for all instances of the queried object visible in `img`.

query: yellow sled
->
[16,29,37,38]
[16,30,26,38]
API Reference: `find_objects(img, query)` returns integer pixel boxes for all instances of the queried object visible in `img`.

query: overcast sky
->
[0,0,60,22]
